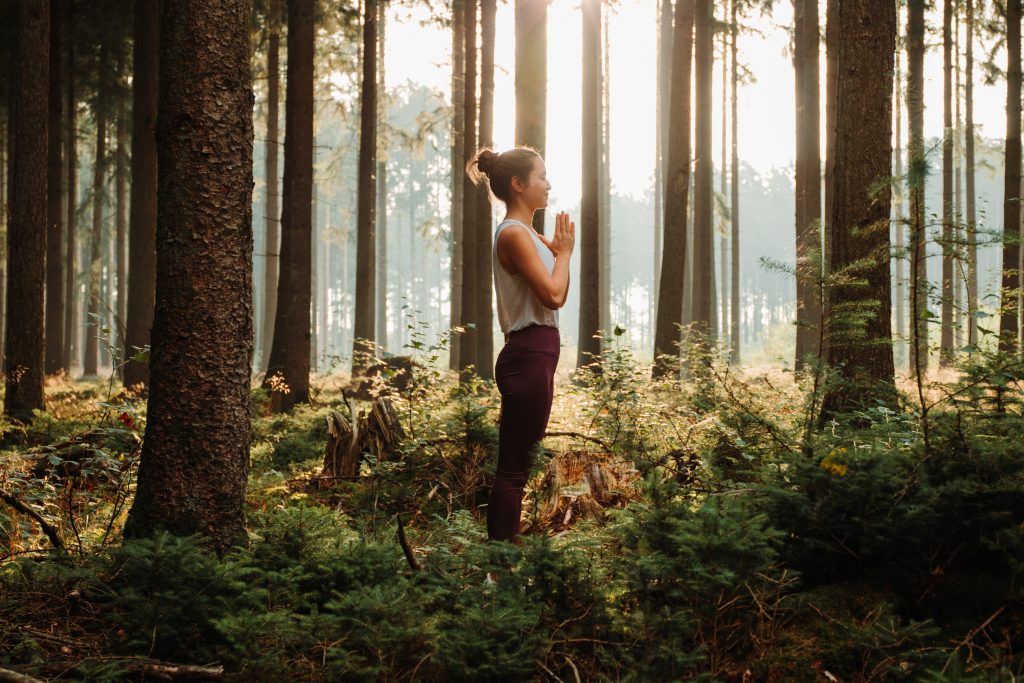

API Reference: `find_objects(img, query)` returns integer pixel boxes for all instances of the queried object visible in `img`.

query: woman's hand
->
[537,211,575,259]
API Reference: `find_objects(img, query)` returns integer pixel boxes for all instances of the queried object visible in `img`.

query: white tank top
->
[492,219,559,334]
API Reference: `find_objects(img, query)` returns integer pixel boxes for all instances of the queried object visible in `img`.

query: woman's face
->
[517,156,551,211]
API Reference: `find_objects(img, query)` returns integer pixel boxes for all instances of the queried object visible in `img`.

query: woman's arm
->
[496,212,575,310]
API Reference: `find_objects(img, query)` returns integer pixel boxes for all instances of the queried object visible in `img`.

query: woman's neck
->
[503,203,536,230]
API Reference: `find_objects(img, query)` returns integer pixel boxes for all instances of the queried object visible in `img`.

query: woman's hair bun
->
[477,149,498,176]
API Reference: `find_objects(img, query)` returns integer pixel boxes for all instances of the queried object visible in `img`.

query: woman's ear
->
[510,175,524,193]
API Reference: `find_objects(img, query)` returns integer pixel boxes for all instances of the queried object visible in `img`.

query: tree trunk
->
[1000,0,1021,351]
[115,74,128,365]
[600,14,611,338]
[459,0,478,378]
[63,0,77,373]
[794,0,822,371]
[124,0,254,552]
[654,0,673,323]
[820,0,896,418]
[260,0,281,375]
[907,0,929,376]
[692,0,714,338]
[476,0,495,379]
[719,31,728,342]
[730,0,740,362]
[353,0,379,376]
[577,0,602,369]
[375,0,388,353]
[894,47,906,361]
[965,0,977,348]
[449,0,465,371]
[265,0,314,407]
[45,2,63,376]
[940,0,954,364]
[653,0,694,377]
[5,0,49,420]
[515,0,547,235]
[84,39,108,377]
[123,0,159,390]
[953,0,964,349]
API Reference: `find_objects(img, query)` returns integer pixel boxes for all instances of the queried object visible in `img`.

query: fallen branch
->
[37,657,223,680]
[0,488,64,550]
[543,431,612,452]
[396,514,421,572]
[0,666,45,683]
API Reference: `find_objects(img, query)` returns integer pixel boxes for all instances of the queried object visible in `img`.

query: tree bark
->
[940,0,955,364]
[476,0,496,379]
[577,0,602,369]
[794,0,822,371]
[353,0,378,375]
[600,15,611,338]
[515,0,547,234]
[730,0,740,363]
[894,47,906,360]
[1000,0,1021,351]
[653,0,694,377]
[265,0,314,407]
[84,38,108,377]
[965,0,978,348]
[45,2,63,376]
[692,0,714,338]
[375,0,388,353]
[654,0,673,323]
[907,0,929,376]
[62,0,76,373]
[260,0,281,375]
[459,0,478,378]
[124,0,254,553]
[5,0,49,420]
[820,0,897,418]
[114,70,128,366]
[123,0,159,390]
[449,0,465,372]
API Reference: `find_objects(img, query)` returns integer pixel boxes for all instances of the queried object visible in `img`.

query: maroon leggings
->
[488,324,560,542]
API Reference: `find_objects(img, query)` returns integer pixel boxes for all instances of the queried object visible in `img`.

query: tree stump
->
[319,396,406,484]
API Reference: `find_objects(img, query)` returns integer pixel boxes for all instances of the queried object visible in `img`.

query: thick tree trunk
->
[1000,0,1021,351]
[730,0,740,363]
[515,0,547,235]
[476,0,495,379]
[449,0,465,372]
[965,0,978,347]
[692,0,714,339]
[907,0,929,376]
[459,0,478,378]
[820,0,896,418]
[5,0,49,420]
[45,3,63,376]
[653,0,694,377]
[124,0,254,552]
[353,0,378,375]
[794,0,822,371]
[123,0,159,390]
[84,39,107,377]
[940,0,955,364]
[265,0,314,406]
[260,0,281,374]
[63,1,76,373]
[578,0,601,369]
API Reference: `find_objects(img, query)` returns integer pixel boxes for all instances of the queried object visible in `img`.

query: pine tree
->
[124,0,254,552]
[1000,0,1022,351]
[578,0,602,369]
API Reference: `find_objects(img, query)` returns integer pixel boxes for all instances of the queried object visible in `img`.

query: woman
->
[466,146,575,543]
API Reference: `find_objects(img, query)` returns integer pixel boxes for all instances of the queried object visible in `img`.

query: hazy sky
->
[386,0,1008,209]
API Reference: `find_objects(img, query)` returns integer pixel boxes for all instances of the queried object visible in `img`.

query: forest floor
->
[0,344,1022,681]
